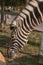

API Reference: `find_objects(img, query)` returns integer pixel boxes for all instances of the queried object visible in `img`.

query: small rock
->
[0,52,6,65]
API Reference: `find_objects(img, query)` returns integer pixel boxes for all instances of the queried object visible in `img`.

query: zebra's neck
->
[11,0,43,49]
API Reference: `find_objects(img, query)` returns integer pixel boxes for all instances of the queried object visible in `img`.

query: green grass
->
[0,32,11,47]
[0,31,42,65]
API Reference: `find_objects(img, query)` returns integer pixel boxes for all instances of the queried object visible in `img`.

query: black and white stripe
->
[7,0,43,59]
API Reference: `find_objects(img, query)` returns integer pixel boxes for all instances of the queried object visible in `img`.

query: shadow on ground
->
[0,61,6,65]
[0,35,10,47]
[6,54,40,65]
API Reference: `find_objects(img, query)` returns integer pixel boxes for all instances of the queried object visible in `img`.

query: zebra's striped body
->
[8,0,43,59]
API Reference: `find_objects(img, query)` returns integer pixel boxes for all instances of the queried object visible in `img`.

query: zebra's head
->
[7,48,20,61]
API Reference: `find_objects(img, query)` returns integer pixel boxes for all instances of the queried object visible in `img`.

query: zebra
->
[7,0,43,61]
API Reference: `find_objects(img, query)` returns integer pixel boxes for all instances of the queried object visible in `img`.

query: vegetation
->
[0,0,26,29]
[0,0,26,6]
